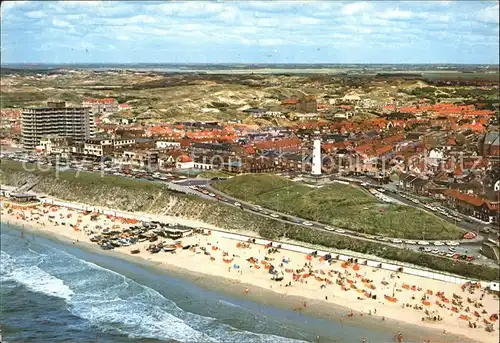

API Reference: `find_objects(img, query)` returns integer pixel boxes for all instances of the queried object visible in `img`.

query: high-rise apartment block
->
[21,101,95,149]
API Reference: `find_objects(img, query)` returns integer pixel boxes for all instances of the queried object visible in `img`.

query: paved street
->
[174,178,498,268]
[3,156,497,268]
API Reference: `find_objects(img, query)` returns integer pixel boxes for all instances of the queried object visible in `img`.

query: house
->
[118,150,159,168]
[37,135,74,155]
[428,148,445,160]
[118,103,131,111]
[84,138,114,157]
[135,138,155,150]
[158,151,193,169]
[481,130,500,157]
[82,98,118,115]
[444,189,499,223]
[156,140,181,149]
[113,138,136,151]
[242,108,266,117]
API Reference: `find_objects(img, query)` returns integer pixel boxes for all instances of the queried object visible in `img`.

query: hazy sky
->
[1,1,499,64]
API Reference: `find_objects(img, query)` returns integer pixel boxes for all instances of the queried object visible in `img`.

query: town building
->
[84,138,114,157]
[82,98,119,116]
[156,140,181,149]
[21,101,94,149]
[37,135,74,155]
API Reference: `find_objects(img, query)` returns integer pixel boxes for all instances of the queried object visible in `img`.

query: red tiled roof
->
[484,201,500,211]
[374,145,393,156]
[444,189,483,206]
[453,167,464,176]
[322,143,335,153]
[244,145,256,155]
[84,98,117,104]
[354,143,373,153]
[178,155,192,163]
[282,99,299,105]
[383,134,405,144]
[254,137,301,150]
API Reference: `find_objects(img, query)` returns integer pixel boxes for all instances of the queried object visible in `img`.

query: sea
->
[0,223,412,343]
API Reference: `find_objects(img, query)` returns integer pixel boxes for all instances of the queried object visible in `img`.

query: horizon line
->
[1,62,498,66]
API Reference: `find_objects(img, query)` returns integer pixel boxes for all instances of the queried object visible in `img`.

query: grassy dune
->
[214,174,464,240]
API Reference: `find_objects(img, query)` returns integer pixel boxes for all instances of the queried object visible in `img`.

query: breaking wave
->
[0,232,306,343]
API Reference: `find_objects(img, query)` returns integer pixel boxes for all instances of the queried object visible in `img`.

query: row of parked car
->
[4,153,191,183]
[398,193,466,223]
[189,183,466,248]
[418,246,474,261]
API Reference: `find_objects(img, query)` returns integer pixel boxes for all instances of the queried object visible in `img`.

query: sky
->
[1,0,499,65]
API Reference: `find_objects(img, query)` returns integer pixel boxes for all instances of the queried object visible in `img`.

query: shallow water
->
[1,224,410,342]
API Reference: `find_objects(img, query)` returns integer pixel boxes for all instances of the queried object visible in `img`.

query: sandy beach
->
[1,200,498,343]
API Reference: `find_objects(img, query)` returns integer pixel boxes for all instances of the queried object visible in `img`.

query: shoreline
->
[1,204,498,343]
[3,220,473,343]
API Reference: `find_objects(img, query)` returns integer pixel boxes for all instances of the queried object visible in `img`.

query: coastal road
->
[4,156,495,267]
[172,179,497,267]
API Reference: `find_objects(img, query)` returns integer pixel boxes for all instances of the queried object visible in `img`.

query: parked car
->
[324,226,334,231]
[418,241,429,245]
[303,222,313,227]
[433,241,444,246]
[405,240,416,245]
[270,213,280,218]
[335,229,346,234]
[234,202,241,207]
[392,239,403,244]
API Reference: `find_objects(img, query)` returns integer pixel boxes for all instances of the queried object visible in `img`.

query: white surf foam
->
[1,251,74,301]
[1,235,307,343]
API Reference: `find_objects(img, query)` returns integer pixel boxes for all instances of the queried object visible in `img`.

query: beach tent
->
[487,282,499,292]
[233,264,239,269]
[384,295,397,303]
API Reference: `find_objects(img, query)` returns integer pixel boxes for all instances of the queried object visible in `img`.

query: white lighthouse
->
[311,133,322,176]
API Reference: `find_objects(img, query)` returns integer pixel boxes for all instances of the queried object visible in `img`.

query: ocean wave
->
[1,232,307,343]
[0,251,74,301]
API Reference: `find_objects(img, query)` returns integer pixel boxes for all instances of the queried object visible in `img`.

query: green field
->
[214,174,464,240]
